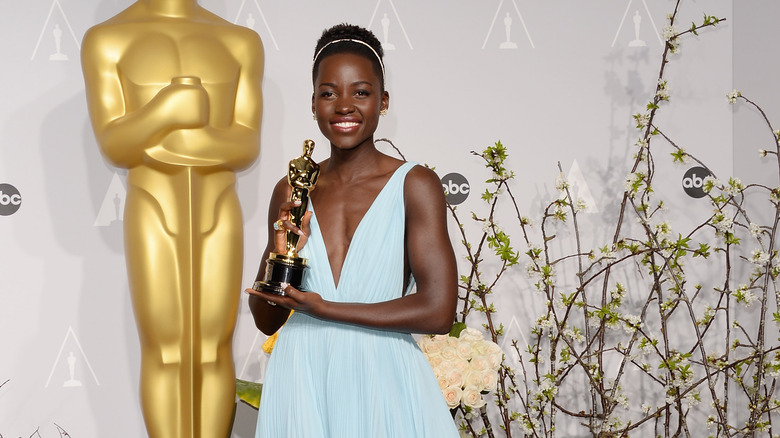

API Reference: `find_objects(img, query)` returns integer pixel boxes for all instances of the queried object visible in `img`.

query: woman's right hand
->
[273,199,313,254]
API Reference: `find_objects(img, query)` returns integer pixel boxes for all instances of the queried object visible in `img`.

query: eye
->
[319,90,335,99]
[355,89,371,97]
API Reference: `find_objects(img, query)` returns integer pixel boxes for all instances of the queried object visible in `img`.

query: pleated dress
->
[256,161,460,438]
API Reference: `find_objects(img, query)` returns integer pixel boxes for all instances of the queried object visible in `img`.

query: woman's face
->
[312,52,388,151]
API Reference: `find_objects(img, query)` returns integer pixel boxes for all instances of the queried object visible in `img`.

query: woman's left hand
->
[245,282,324,314]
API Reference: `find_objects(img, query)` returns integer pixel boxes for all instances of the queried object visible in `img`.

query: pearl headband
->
[312,39,385,82]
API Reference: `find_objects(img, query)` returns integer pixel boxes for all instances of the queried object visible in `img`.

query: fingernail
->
[294,200,302,205]
[280,282,289,289]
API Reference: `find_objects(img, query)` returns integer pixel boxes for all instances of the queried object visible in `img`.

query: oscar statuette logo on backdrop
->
[93,173,126,227]
[611,0,663,48]
[367,0,412,51]
[483,0,535,50]
[31,0,79,61]
[233,0,280,50]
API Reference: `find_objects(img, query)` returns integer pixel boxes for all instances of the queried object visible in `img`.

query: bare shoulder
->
[404,164,446,206]
[405,164,443,191]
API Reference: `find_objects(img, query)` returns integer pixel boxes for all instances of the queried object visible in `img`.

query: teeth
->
[334,122,359,128]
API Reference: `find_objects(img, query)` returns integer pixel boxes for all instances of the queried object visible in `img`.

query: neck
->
[141,0,198,17]
[326,140,382,182]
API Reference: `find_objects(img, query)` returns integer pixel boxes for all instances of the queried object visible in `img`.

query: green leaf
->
[236,379,263,409]
[450,321,468,337]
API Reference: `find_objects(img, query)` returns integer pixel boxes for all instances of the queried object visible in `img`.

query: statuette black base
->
[253,253,308,296]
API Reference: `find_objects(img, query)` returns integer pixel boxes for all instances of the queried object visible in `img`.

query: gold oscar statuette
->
[254,139,319,295]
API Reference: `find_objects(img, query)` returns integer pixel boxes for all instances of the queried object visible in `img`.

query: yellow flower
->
[262,331,280,354]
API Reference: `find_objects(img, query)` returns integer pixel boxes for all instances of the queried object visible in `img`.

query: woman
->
[246,23,460,437]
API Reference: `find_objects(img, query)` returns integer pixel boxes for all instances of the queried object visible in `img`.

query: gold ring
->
[273,219,284,231]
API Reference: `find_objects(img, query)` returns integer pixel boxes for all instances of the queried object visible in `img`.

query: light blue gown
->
[256,162,460,437]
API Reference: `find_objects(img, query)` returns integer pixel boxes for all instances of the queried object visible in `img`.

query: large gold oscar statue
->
[81,1,263,436]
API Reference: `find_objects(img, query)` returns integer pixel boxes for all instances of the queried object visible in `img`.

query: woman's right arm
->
[247,177,309,335]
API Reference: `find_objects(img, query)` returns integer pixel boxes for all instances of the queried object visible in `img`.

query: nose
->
[335,96,355,114]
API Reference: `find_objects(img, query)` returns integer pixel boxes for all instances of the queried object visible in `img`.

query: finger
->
[245,287,285,308]
[278,199,302,215]
[300,211,313,236]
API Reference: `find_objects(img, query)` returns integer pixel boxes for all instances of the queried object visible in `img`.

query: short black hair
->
[312,23,385,90]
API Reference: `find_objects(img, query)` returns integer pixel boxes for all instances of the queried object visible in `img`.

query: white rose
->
[446,368,465,388]
[442,386,463,408]
[479,369,498,392]
[452,358,470,374]
[460,327,484,342]
[464,370,483,389]
[472,339,491,356]
[441,344,459,361]
[462,387,487,409]
[485,343,504,369]
[427,355,444,369]
[469,356,491,372]
[456,340,475,360]
[437,358,455,372]
[421,337,444,356]
[435,374,449,390]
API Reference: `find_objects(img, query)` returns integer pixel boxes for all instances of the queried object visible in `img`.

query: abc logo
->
[0,183,22,216]
[682,166,712,199]
[441,173,470,205]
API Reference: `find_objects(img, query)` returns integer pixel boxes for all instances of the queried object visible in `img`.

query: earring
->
[312,113,317,120]
[380,108,387,116]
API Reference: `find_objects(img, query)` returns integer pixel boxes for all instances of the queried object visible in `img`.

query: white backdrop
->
[2,1,778,437]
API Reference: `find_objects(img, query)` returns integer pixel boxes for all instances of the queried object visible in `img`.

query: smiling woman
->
[245,23,460,437]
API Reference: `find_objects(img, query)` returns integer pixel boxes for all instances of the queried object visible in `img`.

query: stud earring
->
[312,113,317,120]
[379,108,387,116]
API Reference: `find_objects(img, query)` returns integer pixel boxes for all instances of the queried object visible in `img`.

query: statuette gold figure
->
[254,140,319,295]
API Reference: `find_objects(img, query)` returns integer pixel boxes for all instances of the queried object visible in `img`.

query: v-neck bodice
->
[301,161,415,299]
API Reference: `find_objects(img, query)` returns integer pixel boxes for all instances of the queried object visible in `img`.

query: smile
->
[333,122,360,128]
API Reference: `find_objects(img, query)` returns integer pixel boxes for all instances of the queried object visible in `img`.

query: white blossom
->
[657,79,671,101]
[771,189,780,204]
[702,175,720,193]
[749,222,761,238]
[662,25,678,41]
[751,249,770,265]
[724,177,744,196]
[624,172,641,192]
[726,89,741,104]
[734,284,758,307]
[555,172,568,192]
[525,263,538,279]
[624,315,642,333]
[573,198,588,213]
[634,113,650,129]
[563,328,585,344]
[654,221,672,241]
[711,213,733,236]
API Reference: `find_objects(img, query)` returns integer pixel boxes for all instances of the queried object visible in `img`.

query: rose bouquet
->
[418,325,503,411]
